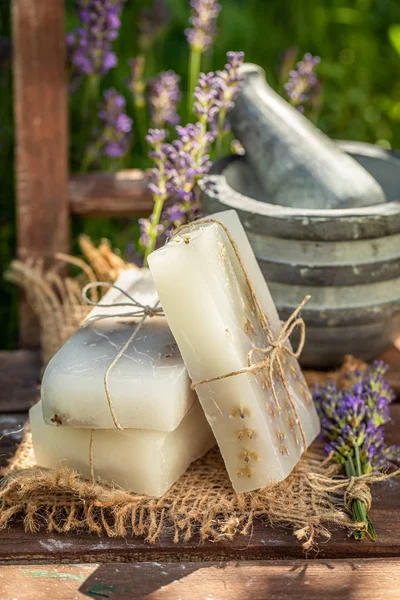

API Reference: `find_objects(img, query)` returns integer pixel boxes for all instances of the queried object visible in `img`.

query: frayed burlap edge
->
[1,430,365,551]
[4,236,134,364]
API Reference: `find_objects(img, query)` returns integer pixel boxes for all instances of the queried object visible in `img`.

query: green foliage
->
[2,0,400,347]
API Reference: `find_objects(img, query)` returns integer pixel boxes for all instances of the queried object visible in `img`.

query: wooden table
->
[0,349,400,599]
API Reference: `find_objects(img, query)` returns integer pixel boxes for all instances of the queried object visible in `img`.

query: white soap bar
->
[148,210,320,493]
[30,400,215,497]
[42,268,195,431]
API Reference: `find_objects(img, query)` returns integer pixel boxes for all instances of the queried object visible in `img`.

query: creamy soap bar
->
[30,400,215,497]
[148,210,320,493]
[42,269,195,431]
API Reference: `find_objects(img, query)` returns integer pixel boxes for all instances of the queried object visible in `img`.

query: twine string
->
[173,219,311,451]
[81,281,164,482]
[84,218,311,482]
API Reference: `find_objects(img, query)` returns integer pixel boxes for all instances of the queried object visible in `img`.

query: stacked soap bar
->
[30,400,213,498]
[148,210,320,493]
[41,269,194,431]
[31,268,215,497]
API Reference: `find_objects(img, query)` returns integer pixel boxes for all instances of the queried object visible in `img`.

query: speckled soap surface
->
[149,210,320,493]
[41,269,195,431]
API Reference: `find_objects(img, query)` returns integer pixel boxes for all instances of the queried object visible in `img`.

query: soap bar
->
[30,400,215,497]
[148,210,320,493]
[42,268,194,431]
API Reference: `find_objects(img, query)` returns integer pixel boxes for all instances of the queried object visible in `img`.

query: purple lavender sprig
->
[284,52,320,113]
[186,0,221,116]
[141,56,244,260]
[313,360,399,540]
[140,129,170,258]
[149,70,181,128]
[67,0,125,77]
[213,51,245,154]
[185,0,221,53]
[82,88,133,171]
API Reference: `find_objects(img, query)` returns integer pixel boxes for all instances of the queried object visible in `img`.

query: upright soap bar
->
[148,210,320,493]
[42,268,194,431]
[30,400,215,497]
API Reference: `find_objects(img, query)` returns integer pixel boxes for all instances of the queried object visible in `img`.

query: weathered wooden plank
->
[0,414,26,470]
[12,0,69,346]
[0,407,399,563]
[0,351,41,413]
[69,170,153,217]
[1,558,400,599]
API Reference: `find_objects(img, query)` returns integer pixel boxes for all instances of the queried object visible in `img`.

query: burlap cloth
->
[1,240,378,549]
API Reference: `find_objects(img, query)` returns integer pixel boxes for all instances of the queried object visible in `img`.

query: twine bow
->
[81,281,164,325]
[173,219,311,452]
[80,280,164,482]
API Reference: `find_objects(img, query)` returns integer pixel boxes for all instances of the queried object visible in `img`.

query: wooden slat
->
[0,351,41,413]
[13,0,69,346]
[69,170,153,217]
[1,558,400,599]
[0,407,399,563]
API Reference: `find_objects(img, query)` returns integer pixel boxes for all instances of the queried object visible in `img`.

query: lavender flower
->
[193,52,244,154]
[149,70,181,127]
[284,52,320,112]
[313,361,399,540]
[139,218,164,248]
[143,58,244,258]
[162,201,200,237]
[141,129,170,255]
[98,89,132,157]
[128,56,146,109]
[193,71,219,132]
[214,52,244,112]
[138,0,169,51]
[185,0,221,52]
[67,0,125,76]
[83,88,132,169]
[213,51,244,147]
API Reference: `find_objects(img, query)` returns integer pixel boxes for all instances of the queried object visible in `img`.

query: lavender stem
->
[188,48,202,117]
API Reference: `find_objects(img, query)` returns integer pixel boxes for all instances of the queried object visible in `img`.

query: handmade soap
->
[30,400,215,497]
[42,268,195,431]
[148,210,320,493]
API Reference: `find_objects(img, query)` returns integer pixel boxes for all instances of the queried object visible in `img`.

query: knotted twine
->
[172,219,311,452]
[81,280,164,481]
[82,218,312,483]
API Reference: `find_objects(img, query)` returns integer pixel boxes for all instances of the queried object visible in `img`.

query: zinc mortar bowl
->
[199,141,400,368]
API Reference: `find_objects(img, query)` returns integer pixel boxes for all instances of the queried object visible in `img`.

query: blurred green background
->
[1,0,400,348]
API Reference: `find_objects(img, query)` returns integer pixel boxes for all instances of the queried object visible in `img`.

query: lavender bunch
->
[140,54,244,261]
[149,70,182,128]
[185,0,221,115]
[313,361,399,540]
[67,0,125,77]
[284,52,320,113]
[82,88,133,171]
